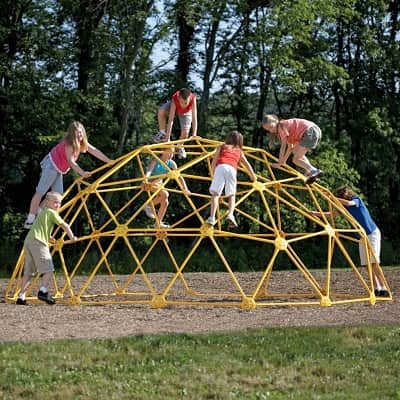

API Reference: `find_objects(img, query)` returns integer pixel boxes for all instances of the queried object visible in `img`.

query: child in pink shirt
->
[262,114,323,184]
[24,121,113,228]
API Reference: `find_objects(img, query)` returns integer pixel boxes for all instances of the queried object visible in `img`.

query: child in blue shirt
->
[312,186,388,297]
[142,147,190,228]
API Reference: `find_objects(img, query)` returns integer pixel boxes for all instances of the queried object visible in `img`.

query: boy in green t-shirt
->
[17,191,77,305]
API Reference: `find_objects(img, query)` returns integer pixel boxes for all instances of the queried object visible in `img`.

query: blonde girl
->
[262,114,322,184]
[24,121,113,228]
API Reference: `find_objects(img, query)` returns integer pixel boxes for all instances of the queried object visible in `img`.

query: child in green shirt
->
[17,191,77,305]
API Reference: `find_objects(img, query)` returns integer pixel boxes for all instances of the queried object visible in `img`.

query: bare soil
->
[1,269,398,343]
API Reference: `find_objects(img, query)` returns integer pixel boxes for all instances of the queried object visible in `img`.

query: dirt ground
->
[0,269,398,343]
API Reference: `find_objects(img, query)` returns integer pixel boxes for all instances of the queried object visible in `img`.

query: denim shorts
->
[35,155,64,195]
[300,125,321,149]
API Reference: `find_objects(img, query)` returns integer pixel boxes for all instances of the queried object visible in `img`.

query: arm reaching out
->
[87,143,114,164]
[65,145,91,178]
[166,102,177,141]
[60,222,77,242]
[191,96,198,136]
[210,145,222,176]
[170,160,191,194]
[240,153,257,181]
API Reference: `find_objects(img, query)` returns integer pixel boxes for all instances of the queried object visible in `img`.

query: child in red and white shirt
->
[153,88,198,159]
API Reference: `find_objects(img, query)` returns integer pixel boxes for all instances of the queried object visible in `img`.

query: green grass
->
[1,326,400,399]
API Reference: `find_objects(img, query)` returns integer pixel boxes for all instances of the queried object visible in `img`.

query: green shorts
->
[300,125,321,149]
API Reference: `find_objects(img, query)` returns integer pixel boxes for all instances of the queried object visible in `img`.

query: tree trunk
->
[175,3,197,87]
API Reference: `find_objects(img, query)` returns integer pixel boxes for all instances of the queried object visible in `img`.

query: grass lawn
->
[0,325,399,399]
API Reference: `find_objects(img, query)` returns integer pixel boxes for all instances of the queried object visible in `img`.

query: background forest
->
[0,0,399,272]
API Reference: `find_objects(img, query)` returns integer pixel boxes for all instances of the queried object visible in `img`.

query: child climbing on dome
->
[142,147,191,228]
[206,131,257,228]
[17,191,77,305]
[153,88,198,159]
[261,114,323,184]
[24,121,114,229]
[310,186,389,297]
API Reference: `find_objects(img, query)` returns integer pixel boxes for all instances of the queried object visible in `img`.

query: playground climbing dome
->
[5,137,392,308]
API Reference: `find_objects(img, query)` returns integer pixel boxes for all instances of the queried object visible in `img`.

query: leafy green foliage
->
[1,0,399,267]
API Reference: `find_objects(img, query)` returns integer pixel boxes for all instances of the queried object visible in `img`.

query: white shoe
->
[206,216,216,226]
[144,205,155,219]
[152,131,167,143]
[226,215,238,228]
[177,147,186,159]
[155,222,170,229]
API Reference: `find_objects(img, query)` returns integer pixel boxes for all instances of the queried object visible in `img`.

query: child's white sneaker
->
[155,221,170,229]
[177,147,186,159]
[206,216,216,226]
[144,205,155,219]
[226,215,238,228]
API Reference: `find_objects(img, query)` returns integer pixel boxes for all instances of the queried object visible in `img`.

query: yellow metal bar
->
[5,137,392,308]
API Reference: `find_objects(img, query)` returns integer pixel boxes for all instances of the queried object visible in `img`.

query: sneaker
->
[227,215,238,228]
[305,169,323,184]
[152,131,167,143]
[144,205,155,219]
[16,298,27,305]
[378,289,390,297]
[24,220,34,229]
[206,216,216,226]
[177,147,187,159]
[154,222,170,229]
[37,290,56,305]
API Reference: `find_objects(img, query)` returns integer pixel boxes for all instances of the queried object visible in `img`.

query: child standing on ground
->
[142,147,191,228]
[17,191,77,305]
[206,131,257,228]
[24,121,114,228]
[261,114,323,184]
[153,88,198,159]
[311,186,389,297]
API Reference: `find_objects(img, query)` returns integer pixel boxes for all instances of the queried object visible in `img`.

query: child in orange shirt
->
[206,131,256,227]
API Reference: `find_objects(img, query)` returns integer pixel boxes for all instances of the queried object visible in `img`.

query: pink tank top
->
[49,140,79,174]
[278,119,314,144]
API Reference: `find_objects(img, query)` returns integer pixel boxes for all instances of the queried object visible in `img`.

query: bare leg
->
[157,108,168,132]
[227,195,235,218]
[156,190,169,223]
[179,128,190,140]
[29,192,44,215]
[292,145,315,173]
[19,274,32,296]
[371,263,387,290]
[40,272,52,290]
[209,192,219,220]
